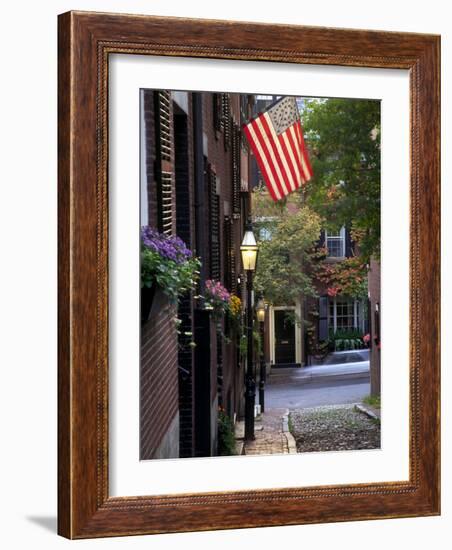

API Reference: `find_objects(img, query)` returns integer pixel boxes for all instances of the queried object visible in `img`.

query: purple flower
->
[141,226,193,264]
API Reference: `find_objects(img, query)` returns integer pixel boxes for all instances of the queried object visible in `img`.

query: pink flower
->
[205,279,230,304]
[363,333,370,343]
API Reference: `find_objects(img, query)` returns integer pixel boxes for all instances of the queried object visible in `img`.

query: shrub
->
[330,328,365,351]
[217,409,236,456]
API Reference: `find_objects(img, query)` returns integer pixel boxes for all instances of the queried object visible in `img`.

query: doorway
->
[274,310,296,366]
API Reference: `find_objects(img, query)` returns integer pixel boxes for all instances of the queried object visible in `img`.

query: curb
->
[236,440,245,455]
[282,409,297,454]
[355,403,380,421]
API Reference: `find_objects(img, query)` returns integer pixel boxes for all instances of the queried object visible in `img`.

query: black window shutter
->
[318,229,326,248]
[318,296,329,341]
[213,93,222,134]
[231,125,241,214]
[230,221,236,293]
[223,216,237,293]
[160,171,173,236]
[345,227,354,257]
[156,91,171,162]
[222,94,232,150]
[154,91,173,235]
[209,167,221,280]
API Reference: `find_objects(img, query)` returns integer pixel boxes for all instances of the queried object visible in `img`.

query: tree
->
[253,201,321,305]
[303,98,381,261]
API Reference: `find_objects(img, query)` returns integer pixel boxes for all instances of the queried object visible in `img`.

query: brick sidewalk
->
[239,408,297,456]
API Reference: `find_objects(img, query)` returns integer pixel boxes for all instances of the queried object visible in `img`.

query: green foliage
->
[254,205,322,305]
[330,328,365,351]
[331,328,364,340]
[303,98,381,261]
[217,409,236,456]
[313,252,369,299]
[334,338,364,351]
[363,394,381,409]
[141,247,201,303]
[239,334,248,358]
[253,329,262,357]
[281,309,301,327]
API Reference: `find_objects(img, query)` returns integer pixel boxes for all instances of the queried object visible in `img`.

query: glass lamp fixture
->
[240,224,258,271]
[256,297,265,323]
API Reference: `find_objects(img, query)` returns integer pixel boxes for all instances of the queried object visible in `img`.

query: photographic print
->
[139,90,381,460]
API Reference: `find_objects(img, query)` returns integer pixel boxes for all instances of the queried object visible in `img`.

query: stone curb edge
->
[282,409,297,454]
[354,403,380,421]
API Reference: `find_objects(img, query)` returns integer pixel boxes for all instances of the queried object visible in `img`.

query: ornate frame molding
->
[58,11,440,538]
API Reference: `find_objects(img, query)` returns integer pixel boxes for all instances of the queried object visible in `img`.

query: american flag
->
[243,96,313,201]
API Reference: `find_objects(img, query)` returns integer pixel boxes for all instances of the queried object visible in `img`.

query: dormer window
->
[325,226,346,258]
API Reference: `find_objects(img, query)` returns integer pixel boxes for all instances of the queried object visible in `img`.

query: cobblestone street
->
[289,404,380,453]
[237,402,380,456]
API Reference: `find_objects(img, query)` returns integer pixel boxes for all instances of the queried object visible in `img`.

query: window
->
[255,217,277,241]
[258,227,273,241]
[328,297,364,333]
[325,226,345,258]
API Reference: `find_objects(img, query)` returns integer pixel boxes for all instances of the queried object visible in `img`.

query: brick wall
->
[140,90,180,460]
[140,291,179,459]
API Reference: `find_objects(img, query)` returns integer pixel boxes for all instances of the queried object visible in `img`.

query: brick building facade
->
[140,90,254,459]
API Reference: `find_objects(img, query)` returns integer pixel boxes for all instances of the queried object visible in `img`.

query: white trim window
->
[328,297,364,333]
[325,226,346,258]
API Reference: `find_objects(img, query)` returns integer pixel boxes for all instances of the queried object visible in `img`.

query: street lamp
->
[256,297,265,323]
[256,296,266,413]
[240,221,258,441]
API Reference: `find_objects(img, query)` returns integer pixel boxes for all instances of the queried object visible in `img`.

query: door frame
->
[269,301,302,366]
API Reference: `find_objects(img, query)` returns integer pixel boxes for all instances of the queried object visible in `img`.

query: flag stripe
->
[249,120,284,200]
[243,123,281,201]
[253,118,289,197]
[293,121,309,180]
[262,113,297,192]
[296,121,314,179]
[279,131,301,190]
[287,125,308,182]
[258,115,293,195]
[294,121,313,180]
[250,119,286,199]
[281,131,302,187]
[243,123,279,201]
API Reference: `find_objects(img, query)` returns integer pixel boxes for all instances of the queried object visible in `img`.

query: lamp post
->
[240,221,259,441]
[256,296,266,413]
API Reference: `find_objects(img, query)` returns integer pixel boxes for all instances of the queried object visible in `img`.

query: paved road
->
[264,362,370,409]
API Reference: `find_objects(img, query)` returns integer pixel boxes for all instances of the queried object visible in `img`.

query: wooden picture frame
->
[58,11,440,539]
